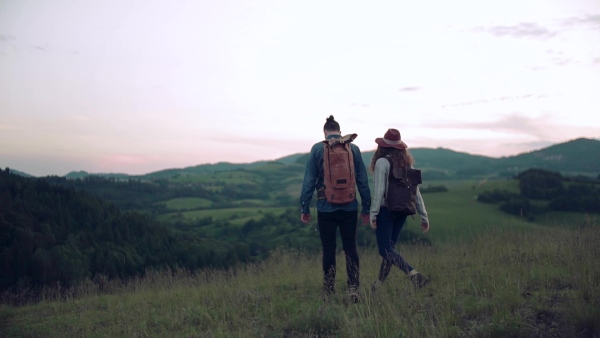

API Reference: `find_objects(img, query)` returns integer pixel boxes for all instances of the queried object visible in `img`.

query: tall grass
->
[2,221,599,337]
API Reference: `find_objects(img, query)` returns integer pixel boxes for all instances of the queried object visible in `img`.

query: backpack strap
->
[325,133,357,147]
[384,156,409,183]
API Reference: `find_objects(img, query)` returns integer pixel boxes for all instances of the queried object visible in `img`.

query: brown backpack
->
[320,134,357,205]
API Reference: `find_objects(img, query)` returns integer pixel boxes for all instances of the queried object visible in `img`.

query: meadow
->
[1,220,598,337]
[1,179,598,337]
[159,207,290,226]
[159,197,214,210]
[159,178,590,242]
[169,171,265,185]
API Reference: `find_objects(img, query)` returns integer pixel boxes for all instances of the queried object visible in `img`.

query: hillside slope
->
[501,138,600,173]
[0,169,244,291]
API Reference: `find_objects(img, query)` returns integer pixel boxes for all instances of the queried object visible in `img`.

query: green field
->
[232,199,269,206]
[169,171,264,185]
[157,179,594,244]
[410,179,592,241]
[158,197,213,210]
[158,207,289,225]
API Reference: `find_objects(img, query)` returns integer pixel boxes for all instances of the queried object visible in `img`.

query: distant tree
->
[500,197,535,222]
[549,184,600,213]
[518,168,564,199]
[0,171,247,292]
[477,189,519,203]
[572,174,593,182]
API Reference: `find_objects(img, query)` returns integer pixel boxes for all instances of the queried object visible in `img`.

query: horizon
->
[1,0,599,177]
[6,136,597,177]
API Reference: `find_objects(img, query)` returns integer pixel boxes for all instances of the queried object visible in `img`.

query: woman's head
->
[370,128,413,171]
[370,146,414,171]
[323,115,340,133]
[375,128,407,150]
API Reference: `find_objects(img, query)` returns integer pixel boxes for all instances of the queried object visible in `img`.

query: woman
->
[370,128,430,289]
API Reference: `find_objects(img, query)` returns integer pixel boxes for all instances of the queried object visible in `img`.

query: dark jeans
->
[376,206,414,283]
[317,210,359,292]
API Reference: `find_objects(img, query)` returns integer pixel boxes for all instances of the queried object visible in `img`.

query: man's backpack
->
[385,157,422,215]
[320,134,357,205]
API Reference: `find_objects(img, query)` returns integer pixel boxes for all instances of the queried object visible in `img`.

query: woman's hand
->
[370,218,377,229]
[421,221,430,233]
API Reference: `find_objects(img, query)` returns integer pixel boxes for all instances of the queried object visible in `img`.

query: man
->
[300,115,371,302]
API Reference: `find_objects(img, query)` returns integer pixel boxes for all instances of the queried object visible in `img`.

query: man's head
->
[323,115,341,137]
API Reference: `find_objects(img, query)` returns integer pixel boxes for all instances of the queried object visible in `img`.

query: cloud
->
[469,114,552,138]
[431,113,553,139]
[442,94,548,108]
[544,49,574,66]
[0,35,15,43]
[561,14,600,27]
[0,35,15,55]
[32,45,47,52]
[473,22,556,38]
[552,58,572,66]
[398,86,421,92]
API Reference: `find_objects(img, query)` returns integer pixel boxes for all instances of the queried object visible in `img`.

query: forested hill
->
[500,138,600,173]
[0,169,248,292]
[291,138,600,180]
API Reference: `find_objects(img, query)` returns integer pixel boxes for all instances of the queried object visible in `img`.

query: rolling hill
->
[500,138,600,173]
[10,137,600,179]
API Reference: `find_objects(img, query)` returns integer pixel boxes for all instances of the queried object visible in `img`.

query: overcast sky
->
[1,0,599,176]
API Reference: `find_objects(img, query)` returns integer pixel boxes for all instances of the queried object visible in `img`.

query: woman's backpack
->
[384,157,422,215]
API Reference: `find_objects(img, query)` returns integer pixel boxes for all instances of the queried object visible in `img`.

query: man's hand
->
[421,221,430,233]
[370,218,377,229]
[360,214,370,226]
[300,213,312,224]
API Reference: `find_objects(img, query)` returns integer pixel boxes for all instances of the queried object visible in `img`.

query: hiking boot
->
[348,287,359,304]
[409,272,430,288]
[321,285,335,301]
[371,280,382,293]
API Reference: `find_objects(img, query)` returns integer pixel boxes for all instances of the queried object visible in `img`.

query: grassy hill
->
[501,138,600,174]
[153,137,599,180]
[1,165,599,337]
[1,221,598,337]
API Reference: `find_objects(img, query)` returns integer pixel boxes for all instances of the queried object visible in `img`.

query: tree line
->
[477,168,600,221]
[0,169,248,292]
[41,171,295,214]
